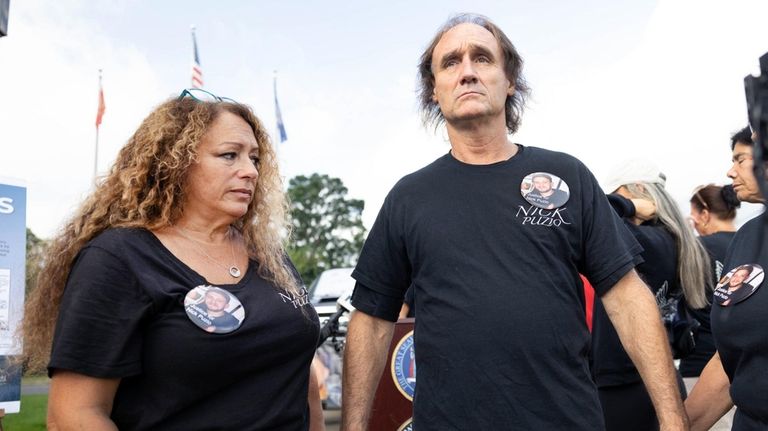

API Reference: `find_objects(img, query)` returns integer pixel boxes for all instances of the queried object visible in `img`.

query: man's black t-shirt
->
[352,146,642,430]
[49,228,320,430]
[712,212,768,428]
[680,231,734,377]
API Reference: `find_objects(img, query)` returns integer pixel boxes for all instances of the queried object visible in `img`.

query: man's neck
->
[446,120,517,164]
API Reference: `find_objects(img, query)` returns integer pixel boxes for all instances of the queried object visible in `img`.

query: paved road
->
[21,383,49,395]
[324,410,341,431]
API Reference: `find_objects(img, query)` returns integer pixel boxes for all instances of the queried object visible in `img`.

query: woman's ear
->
[614,185,633,199]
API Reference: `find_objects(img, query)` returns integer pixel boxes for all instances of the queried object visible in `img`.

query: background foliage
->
[287,174,366,285]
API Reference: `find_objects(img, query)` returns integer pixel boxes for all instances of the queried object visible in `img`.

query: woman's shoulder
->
[86,227,153,252]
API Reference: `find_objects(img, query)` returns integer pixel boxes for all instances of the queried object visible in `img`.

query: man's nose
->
[726,162,738,179]
[459,58,478,85]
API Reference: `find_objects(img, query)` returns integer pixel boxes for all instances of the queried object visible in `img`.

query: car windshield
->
[308,268,355,304]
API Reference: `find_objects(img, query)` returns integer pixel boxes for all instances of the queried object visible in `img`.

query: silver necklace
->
[175,226,242,278]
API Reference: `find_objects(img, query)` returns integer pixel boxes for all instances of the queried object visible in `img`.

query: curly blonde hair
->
[21,96,296,372]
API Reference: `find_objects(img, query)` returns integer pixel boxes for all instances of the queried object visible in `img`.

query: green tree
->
[26,228,48,296]
[287,174,366,285]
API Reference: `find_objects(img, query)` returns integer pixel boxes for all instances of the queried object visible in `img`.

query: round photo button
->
[713,264,764,306]
[184,285,245,333]
[521,172,570,209]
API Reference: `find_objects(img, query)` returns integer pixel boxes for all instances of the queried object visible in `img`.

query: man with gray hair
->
[342,13,687,430]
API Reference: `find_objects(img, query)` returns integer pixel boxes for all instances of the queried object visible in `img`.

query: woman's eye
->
[221,152,236,160]
[250,156,260,166]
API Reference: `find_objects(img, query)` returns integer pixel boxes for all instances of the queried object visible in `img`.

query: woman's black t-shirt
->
[680,231,735,377]
[49,228,320,430]
[711,212,768,427]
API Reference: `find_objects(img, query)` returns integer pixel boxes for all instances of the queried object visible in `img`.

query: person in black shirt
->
[524,173,569,209]
[686,126,768,430]
[714,264,756,306]
[23,91,323,430]
[186,288,242,333]
[683,183,740,430]
[342,13,688,431]
[595,158,711,431]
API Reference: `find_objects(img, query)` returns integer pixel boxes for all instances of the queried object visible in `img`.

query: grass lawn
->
[2,394,47,431]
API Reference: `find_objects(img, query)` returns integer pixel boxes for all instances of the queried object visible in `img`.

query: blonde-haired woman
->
[23,90,324,430]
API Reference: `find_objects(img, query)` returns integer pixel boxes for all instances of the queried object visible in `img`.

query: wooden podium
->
[368,317,415,431]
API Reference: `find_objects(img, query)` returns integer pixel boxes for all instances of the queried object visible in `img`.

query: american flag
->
[191,27,203,89]
[95,70,105,128]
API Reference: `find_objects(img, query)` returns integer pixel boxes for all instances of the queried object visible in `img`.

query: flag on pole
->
[95,70,105,128]
[274,75,288,143]
[191,27,204,89]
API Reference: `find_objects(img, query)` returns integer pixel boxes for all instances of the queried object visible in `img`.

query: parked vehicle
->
[309,267,355,331]
[308,268,356,409]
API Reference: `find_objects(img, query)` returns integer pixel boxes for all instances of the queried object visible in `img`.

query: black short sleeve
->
[606,194,637,219]
[49,245,151,378]
[578,172,643,295]
[351,193,412,299]
[350,281,403,322]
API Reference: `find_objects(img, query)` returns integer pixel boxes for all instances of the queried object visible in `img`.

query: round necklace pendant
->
[229,266,241,278]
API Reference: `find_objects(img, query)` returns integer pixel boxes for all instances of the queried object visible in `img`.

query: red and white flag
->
[191,27,203,88]
[95,71,105,128]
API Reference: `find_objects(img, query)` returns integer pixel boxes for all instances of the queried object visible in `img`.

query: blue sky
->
[1,0,766,237]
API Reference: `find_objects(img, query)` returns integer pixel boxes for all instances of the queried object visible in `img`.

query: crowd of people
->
[17,11,766,431]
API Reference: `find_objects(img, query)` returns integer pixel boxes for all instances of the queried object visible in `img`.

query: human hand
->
[658,409,690,431]
[631,198,656,221]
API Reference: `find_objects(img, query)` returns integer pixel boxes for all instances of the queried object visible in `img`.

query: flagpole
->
[94,69,102,185]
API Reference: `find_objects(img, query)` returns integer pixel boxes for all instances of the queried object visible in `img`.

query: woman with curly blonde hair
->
[23,90,323,430]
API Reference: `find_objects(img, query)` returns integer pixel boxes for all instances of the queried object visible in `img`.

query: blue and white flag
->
[274,76,287,143]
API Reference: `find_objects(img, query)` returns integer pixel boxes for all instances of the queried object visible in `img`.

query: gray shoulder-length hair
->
[624,182,711,309]
[417,13,530,134]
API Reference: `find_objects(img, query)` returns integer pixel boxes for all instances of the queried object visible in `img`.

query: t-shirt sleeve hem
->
[591,247,644,296]
[351,269,406,299]
[350,282,402,322]
[48,359,142,379]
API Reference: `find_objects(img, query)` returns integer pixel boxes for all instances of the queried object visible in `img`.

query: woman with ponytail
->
[682,184,739,379]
